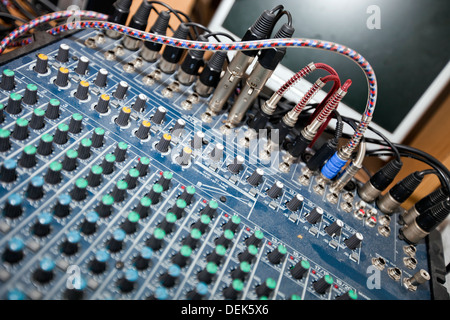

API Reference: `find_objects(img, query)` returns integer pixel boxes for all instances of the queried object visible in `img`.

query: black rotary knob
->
[32,212,53,237]
[132,94,147,112]
[69,113,83,134]
[117,268,139,293]
[134,196,151,218]
[306,207,323,225]
[1,69,15,91]
[19,145,37,168]
[152,106,167,125]
[159,264,181,288]
[344,232,364,250]
[238,244,258,264]
[121,211,140,234]
[325,219,344,237]
[228,155,245,174]
[55,66,69,87]
[95,94,110,114]
[12,118,29,140]
[6,92,22,115]
[231,261,251,281]
[158,212,177,234]
[116,106,131,127]
[147,183,163,205]
[74,80,89,100]
[267,244,287,265]
[26,176,45,200]
[179,185,196,205]
[111,180,128,202]
[290,259,310,280]
[23,83,38,105]
[191,214,211,233]
[336,290,358,300]
[146,228,165,251]
[206,245,227,265]
[3,193,23,219]
[223,279,244,300]
[215,229,234,248]
[170,199,187,219]
[74,56,90,75]
[157,171,173,191]
[64,278,86,300]
[286,194,304,212]
[197,262,218,284]
[186,283,208,300]
[45,161,62,185]
[113,142,128,162]
[267,181,283,199]
[35,53,49,74]
[96,194,114,218]
[62,149,78,171]
[313,274,334,294]
[29,108,45,130]
[89,249,109,274]
[156,133,172,153]
[86,165,103,188]
[113,81,128,100]
[32,257,55,284]
[223,215,241,232]
[135,120,151,140]
[255,278,277,298]
[56,43,70,63]
[45,99,60,119]
[0,159,16,183]
[2,237,25,264]
[70,178,88,201]
[37,134,53,156]
[171,245,192,268]
[200,200,218,218]
[0,128,11,152]
[80,211,99,235]
[94,68,108,87]
[245,230,264,247]
[77,138,92,159]
[124,168,139,190]
[135,156,150,177]
[60,230,81,256]
[91,127,105,148]
[107,229,126,253]
[101,153,116,175]
[134,246,153,270]
[53,123,69,145]
[247,168,264,186]
[53,193,71,218]
[181,228,202,249]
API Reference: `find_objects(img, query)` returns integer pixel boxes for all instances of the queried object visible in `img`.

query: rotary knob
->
[222,215,241,232]
[170,199,186,219]
[80,211,99,235]
[0,128,11,152]
[238,244,258,264]
[62,149,78,171]
[325,219,344,237]
[255,278,277,298]
[223,279,244,300]
[121,211,140,234]
[53,193,71,218]
[200,200,218,218]
[101,153,116,175]
[179,185,195,205]
[114,142,128,162]
[156,133,171,153]
[247,168,264,186]
[45,99,60,119]
[55,67,69,87]
[107,229,126,253]
[91,127,105,148]
[32,257,55,284]
[89,249,109,274]
[61,230,81,256]
[159,264,181,288]
[95,94,110,114]
[124,168,139,190]
[146,228,166,251]
[157,171,173,191]
[135,156,150,177]
[12,118,29,140]
[56,43,70,63]
[3,193,23,219]
[345,232,364,250]
[228,155,244,174]
[152,106,167,125]
[245,230,264,247]
[23,83,38,105]
[96,194,114,218]
[26,176,45,200]
[2,237,25,264]
[290,259,310,280]
[113,81,128,100]
[54,123,69,145]
[0,159,17,183]
[116,106,131,127]
[267,181,283,199]
[286,194,304,212]
[34,53,49,74]
[191,214,211,233]
[206,244,227,265]
[74,80,89,100]
[32,212,53,237]
[313,274,334,294]
[134,246,153,270]
[197,262,218,284]
[94,68,108,87]
[135,120,151,140]
[306,207,323,225]
[181,228,202,249]
[132,94,147,112]
[134,196,151,218]
[267,244,287,265]
[37,134,53,156]
[6,92,22,115]
[74,56,90,75]
[117,269,139,293]
[70,178,88,201]
[45,161,62,185]
[171,245,192,268]
[231,261,251,281]
[1,69,15,90]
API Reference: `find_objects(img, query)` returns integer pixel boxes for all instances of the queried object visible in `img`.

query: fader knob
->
[32,212,53,237]
[94,68,108,87]
[1,69,15,90]
[12,118,29,140]
[0,159,17,183]
[23,83,38,105]
[313,274,334,294]
[74,56,90,75]
[286,194,304,212]
[56,43,70,63]
[61,230,81,256]
[247,168,264,186]
[3,193,23,219]
[113,81,128,100]
[53,194,71,218]
[34,53,49,74]
[2,237,25,264]
[306,207,323,225]
[267,181,283,199]
[117,268,139,293]
[345,232,364,250]
[32,257,55,284]
[267,244,287,265]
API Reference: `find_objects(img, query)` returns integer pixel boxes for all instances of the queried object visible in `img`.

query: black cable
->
[33,0,60,13]
[269,5,284,14]
[9,0,36,20]
[332,109,343,141]
[0,12,28,24]
[203,32,237,42]
[275,10,292,27]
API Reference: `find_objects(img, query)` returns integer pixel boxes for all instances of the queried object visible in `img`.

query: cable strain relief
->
[273,23,295,39]
[249,10,277,39]
[172,23,190,39]
[131,1,152,27]
[207,51,227,72]
[189,35,207,60]
[390,171,423,203]
[416,200,450,232]
[415,187,449,213]
[114,0,132,12]
[150,10,170,35]
[369,159,403,191]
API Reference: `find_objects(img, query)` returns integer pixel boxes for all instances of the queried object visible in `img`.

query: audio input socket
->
[378,225,391,237]
[387,267,402,281]
[371,256,386,270]
[403,245,417,257]
[403,257,417,270]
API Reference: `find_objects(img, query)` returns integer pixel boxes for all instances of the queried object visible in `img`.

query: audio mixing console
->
[0,9,447,301]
